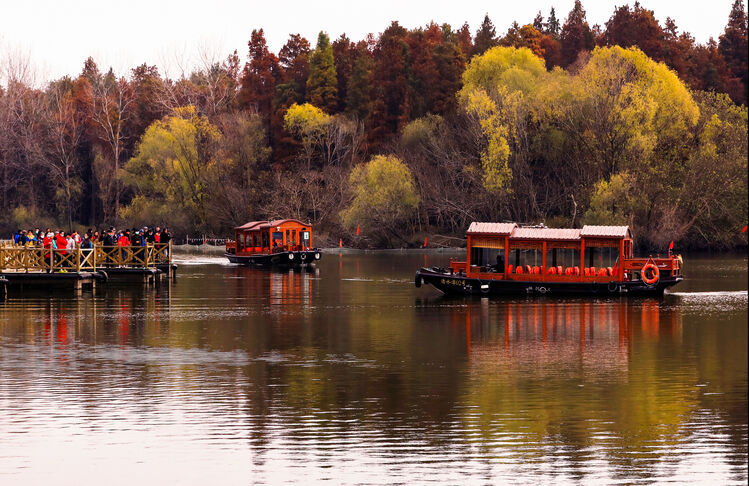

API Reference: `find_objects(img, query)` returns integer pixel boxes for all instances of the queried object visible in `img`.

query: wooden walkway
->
[0,243,175,292]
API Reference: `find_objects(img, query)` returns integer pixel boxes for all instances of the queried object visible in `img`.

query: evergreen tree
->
[533,12,544,31]
[345,41,374,121]
[473,14,498,56]
[501,22,522,48]
[306,32,339,113]
[546,7,561,37]
[560,0,595,67]
[332,34,355,112]
[719,0,748,102]
[371,22,411,146]
[278,33,311,101]
[432,25,465,114]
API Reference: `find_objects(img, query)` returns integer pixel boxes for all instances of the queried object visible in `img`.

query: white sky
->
[0,0,738,84]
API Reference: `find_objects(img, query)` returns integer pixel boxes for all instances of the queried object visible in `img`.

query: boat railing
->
[449,259,467,274]
[622,256,681,276]
[232,243,312,255]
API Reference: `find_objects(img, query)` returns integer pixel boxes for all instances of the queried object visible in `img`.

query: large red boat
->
[415,223,683,296]
[225,219,321,266]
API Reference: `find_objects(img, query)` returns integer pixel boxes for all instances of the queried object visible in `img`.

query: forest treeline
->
[0,0,746,249]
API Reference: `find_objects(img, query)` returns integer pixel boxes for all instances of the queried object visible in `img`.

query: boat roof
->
[235,220,268,230]
[466,222,517,235]
[467,222,631,241]
[580,225,631,238]
[235,219,310,231]
[511,227,581,241]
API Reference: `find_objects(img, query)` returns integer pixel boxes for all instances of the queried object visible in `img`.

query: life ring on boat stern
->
[288,253,294,260]
[641,262,660,285]
[314,252,321,260]
[607,281,618,292]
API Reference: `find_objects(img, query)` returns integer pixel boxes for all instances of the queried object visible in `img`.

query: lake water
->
[0,251,746,485]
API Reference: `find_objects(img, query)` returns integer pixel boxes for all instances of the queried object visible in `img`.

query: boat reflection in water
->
[458,299,681,376]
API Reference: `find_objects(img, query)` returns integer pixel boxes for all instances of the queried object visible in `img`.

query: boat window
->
[511,248,543,270]
[470,247,505,272]
[585,246,619,269]
[545,248,580,270]
[272,231,283,247]
[262,232,270,249]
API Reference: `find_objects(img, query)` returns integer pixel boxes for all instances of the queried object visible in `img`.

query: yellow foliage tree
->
[340,155,419,244]
[284,102,331,169]
[459,46,547,194]
[120,106,221,230]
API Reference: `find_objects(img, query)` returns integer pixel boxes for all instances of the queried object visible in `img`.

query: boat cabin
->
[226,219,313,255]
[449,223,681,283]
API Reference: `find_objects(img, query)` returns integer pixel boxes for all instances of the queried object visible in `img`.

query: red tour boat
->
[415,222,683,296]
[225,219,321,266]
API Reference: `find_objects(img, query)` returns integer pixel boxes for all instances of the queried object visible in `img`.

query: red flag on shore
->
[339,239,343,248]
[669,241,674,250]
[356,225,360,236]
[424,237,428,248]
[743,225,747,233]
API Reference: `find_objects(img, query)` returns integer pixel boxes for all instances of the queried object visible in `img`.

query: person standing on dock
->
[55,232,67,255]
[117,230,130,264]
[103,228,115,247]
[160,228,171,257]
[81,233,93,249]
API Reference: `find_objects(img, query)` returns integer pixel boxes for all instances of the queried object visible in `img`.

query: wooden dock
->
[0,242,175,293]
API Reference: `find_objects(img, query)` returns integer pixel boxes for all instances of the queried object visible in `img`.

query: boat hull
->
[225,250,321,266]
[415,268,682,297]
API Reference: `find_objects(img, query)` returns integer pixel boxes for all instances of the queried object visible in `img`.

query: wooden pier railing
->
[0,242,172,273]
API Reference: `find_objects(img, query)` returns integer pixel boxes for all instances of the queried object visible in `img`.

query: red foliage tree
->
[238,29,281,128]
[718,0,748,103]
[603,3,664,61]
[560,0,595,67]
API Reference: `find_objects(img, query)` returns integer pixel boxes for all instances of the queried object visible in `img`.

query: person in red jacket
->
[55,232,68,256]
[117,230,131,264]
[117,231,130,247]
[53,231,68,269]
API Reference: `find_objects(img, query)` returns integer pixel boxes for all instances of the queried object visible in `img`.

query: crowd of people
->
[11,226,172,251]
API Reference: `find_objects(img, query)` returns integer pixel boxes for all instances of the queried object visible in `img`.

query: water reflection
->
[0,253,745,484]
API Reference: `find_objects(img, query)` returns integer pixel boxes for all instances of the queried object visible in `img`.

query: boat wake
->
[668,290,748,298]
[172,255,230,266]
[667,291,747,313]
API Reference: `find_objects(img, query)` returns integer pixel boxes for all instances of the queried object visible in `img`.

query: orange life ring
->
[641,263,660,285]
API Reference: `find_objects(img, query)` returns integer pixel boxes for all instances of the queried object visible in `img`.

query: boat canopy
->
[234,219,309,231]
[466,222,632,241]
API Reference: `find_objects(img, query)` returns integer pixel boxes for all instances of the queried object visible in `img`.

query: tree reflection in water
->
[0,253,745,484]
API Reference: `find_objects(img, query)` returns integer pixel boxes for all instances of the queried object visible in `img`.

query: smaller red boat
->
[225,219,321,266]
[415,222,683,296]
